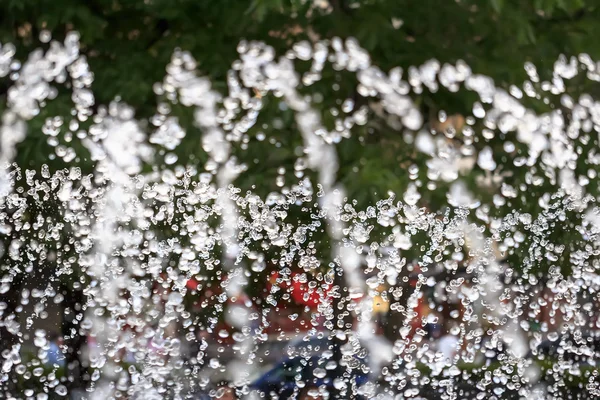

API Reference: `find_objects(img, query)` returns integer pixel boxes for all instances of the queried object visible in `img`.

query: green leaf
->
[491,0,504,13]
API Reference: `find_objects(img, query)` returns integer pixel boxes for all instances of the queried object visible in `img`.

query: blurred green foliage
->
[1,0,598,187]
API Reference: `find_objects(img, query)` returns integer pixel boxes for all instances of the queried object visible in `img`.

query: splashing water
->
[0,33,599,400]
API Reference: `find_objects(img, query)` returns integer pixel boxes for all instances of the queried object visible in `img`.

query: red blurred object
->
[267,271,290,290]
[186,278,199,290]
[267,271,332,308]
[290,274,332,308]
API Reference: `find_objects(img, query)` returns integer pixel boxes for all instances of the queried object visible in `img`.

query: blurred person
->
[45,331,65,367]
[86,333,101,358]
[425,312,443,340]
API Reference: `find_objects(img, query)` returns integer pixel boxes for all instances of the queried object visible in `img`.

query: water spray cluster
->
[0,32,599,400]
